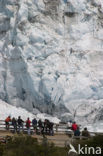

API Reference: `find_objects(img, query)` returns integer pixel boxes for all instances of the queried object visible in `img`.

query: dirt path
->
[33,134,71,147]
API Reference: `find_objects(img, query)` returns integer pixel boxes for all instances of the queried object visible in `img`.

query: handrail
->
[0,120,72,134]
[0,120,103,135]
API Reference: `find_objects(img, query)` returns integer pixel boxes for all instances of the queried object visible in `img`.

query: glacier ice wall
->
[0,0,103,122]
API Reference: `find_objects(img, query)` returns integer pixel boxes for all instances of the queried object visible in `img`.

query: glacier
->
[0,0,103,125]
[0,99,60,124]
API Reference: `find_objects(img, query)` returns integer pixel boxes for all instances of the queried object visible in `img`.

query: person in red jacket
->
[72,122,78,131]
[5,116,11,130]
[26,117,31,135]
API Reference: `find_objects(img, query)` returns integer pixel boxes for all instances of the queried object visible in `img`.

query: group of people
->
[71,121,90,137]
[5,116,54,136]
[5,116,90,137]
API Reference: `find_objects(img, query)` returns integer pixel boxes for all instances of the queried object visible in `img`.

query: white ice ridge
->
[0,100,60,124]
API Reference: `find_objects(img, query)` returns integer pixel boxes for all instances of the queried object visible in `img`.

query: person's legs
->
[51,128,54,136]
[41,127,44,134]
[14,125,17,133]
[49,128,51,135]
[21,124,24,132]
[7,123,9,130]
[18,125,20,133]
[13,125,15,133]
[34,126,37,134]
[35,126,37,134]
[39,127,41,134]
[46,126,47,134]
[42,126,44,134]
[5,122,8,130]
[27,128,31,135]
[5,122,9,130]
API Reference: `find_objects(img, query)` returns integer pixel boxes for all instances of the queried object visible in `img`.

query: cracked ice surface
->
[0,0,103,125]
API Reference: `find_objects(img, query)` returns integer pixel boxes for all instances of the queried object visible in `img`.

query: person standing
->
[68,120,72,129]
[49,122,54,136]
[38,119,43,134]
[72,122,78,131]
[17,116,24,133]
[12,117,17,133]
[26,118,31,135]
[32,118,37,134]
[5,116,11,130]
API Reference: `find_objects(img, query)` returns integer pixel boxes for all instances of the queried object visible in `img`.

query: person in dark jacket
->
[44,119,49,134]
[32,118,37,134]
[38,119,43,134]
[74,126,80,136]
[17,116,24,133]
[82,127,90,137]
[49,122,54,136]
[12,117,17,133]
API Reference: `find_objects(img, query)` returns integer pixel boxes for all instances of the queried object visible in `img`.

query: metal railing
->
[0,120,103,136]
[0,120,72,134]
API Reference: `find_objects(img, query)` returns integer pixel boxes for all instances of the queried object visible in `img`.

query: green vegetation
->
[0,135,68,156]
[73,135,103,156]
[0,135,103,156]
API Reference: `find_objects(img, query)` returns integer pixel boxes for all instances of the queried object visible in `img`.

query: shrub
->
[0,135,68,156]
[73,135,103,156]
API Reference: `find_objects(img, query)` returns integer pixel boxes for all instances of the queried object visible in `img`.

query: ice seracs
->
[0,0,103,124]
